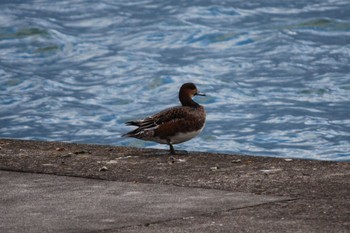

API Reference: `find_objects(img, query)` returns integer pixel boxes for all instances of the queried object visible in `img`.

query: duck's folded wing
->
[126,106,185,127]
[150,106,189,124]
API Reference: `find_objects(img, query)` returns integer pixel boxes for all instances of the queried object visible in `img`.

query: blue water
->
[0,0,349,161]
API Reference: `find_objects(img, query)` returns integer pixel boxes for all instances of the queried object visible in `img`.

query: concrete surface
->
[0,171,289,233]
[0,139,349,232]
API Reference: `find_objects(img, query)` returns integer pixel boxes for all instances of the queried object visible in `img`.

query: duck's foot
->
[168,150,188,155]
[168,144,188,155]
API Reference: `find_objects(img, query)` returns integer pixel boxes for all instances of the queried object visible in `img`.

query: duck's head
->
[179,83,205,106]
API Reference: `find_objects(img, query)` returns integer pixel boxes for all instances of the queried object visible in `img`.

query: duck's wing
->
[123,106,187,137]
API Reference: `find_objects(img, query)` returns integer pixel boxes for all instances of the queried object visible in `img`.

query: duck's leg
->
[169,143,176,155]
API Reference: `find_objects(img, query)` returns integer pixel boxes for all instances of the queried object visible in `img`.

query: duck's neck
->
[180,95,199,107]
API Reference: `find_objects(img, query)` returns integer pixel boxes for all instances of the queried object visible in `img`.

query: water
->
[1,0,349,161]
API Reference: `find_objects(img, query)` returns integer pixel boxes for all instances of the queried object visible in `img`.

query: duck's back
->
[153,105,206,144]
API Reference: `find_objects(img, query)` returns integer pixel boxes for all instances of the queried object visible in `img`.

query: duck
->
[122,83,206,154]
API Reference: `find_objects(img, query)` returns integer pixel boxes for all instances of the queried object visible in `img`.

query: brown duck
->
[123,83,206,154]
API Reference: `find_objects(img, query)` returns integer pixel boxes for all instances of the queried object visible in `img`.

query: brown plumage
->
[122,83,206,154]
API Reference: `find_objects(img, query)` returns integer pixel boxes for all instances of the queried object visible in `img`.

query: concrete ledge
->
[0,139,349,232]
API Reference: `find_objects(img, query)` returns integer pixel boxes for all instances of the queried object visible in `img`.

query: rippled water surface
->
[1,0,350,161]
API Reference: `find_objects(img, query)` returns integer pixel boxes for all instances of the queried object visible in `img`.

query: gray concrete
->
[0,171,289,233]
[0,139,349,232]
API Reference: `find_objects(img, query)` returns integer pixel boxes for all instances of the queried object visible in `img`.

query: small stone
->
[168,156,176,164]
[56,147,65,151]
[210,166,220,171]
[59,153,72,158]
[116,156,137,160]
[260,168,282,174]
[42,164,54,167]
[231,159,242,163]
[284,158,293,162]
[106,160,118,164]
[99,166,108,172]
